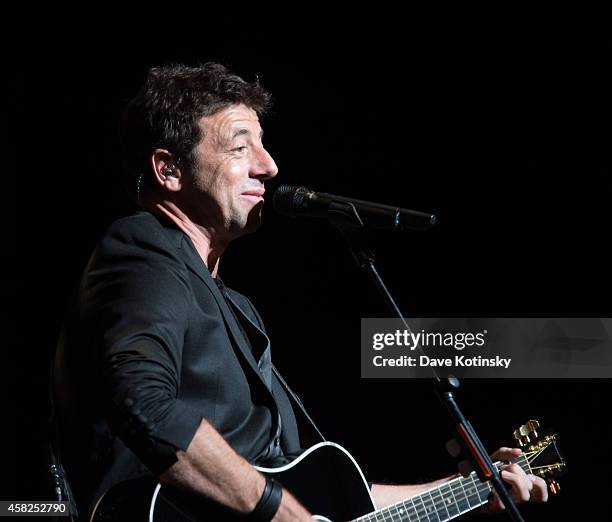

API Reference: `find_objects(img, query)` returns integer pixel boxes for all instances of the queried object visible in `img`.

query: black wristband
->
[250,476,283,521]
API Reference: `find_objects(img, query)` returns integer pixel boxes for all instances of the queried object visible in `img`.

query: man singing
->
[53,62,547,520]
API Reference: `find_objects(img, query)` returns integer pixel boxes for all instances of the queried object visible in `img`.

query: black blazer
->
[54,211,302,515]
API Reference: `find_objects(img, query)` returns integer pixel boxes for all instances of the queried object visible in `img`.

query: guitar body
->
[91,442,376,521]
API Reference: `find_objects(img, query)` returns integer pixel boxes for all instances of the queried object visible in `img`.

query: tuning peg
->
[547,479,561,495]
[513,419,541,447]
[513,427,530,446]
[513,428,525,447]
[526,420,540,439]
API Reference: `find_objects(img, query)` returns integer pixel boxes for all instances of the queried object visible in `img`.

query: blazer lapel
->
[175,233,274,395]
[224,292,273,389]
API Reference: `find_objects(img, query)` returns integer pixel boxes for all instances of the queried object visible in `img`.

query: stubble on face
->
[185,105,268,238]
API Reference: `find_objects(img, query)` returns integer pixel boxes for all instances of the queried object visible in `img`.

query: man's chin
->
[230,210,262,237]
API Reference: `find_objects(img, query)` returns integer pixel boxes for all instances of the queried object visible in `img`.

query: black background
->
[11,17,611,521]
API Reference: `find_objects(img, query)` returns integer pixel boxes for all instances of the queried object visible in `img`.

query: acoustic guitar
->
[91,419,564,521]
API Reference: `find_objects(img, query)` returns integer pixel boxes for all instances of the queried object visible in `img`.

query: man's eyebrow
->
[231,128,264,139]
[232,129,249,139]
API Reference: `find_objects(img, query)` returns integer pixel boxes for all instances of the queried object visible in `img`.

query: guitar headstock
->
[513,419,566,494]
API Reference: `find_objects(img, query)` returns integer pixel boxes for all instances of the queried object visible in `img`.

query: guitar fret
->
[386,504,399,521]
[426,491,441,522]
[445,480,462,519]
[470,474,485,505]
[372,504,400,522]
[435,488,454,521]
[389,502,407,521]
[383,499,411,522]
[393,501,409,521]
[439,483,459,520]
[408,497,421,522]
[449,479,470,514]
[430,486,452,521]
[404,504,414,521]
[424,492,441,522]
[458,475,481,509]
[477,483,492,499]
[379,498,410,522]
[412,495,431,522]
[366,510,384,522]
[477,475,492,493]
[421,487,449,522]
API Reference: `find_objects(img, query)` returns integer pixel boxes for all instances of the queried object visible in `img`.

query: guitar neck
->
[353,454,531,522]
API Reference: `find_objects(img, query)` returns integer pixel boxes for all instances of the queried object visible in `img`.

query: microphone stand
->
[327,201,525,522]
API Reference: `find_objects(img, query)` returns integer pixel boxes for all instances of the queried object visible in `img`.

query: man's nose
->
[251,146,278,180]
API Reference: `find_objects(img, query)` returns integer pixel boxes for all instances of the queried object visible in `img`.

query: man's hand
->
[481,447,548,514]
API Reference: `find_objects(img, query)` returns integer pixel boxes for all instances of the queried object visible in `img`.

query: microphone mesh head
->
[273,185,303,217]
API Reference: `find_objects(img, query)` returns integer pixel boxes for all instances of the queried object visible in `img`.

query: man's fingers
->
[483,459,549,513]
[491,447,522,461]
[501,463,529,481]
[528,475,549,502]
[500,468,532,502]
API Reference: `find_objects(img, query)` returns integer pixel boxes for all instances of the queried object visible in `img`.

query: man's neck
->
[151,201,228,277]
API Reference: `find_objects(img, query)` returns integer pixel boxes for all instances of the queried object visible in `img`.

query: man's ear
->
[150,149,182,191]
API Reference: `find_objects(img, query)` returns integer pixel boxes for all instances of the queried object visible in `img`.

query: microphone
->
[273,185,437,231]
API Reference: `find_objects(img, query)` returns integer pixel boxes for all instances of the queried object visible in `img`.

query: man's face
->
[184,104,278,238]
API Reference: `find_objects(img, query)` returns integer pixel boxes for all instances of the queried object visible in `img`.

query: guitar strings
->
[354,453,535,522]
[356,476,492,522]
[358,468,496,521]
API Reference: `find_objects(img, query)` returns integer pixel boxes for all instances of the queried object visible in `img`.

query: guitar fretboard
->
[353,455,530,522]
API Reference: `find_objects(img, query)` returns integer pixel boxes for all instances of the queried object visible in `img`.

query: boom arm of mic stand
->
[331,208,526,522]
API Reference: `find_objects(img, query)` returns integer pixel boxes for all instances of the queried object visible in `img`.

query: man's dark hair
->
[120,62,271,199]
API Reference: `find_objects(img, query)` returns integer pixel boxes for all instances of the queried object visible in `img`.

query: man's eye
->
[232,146,248,153]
